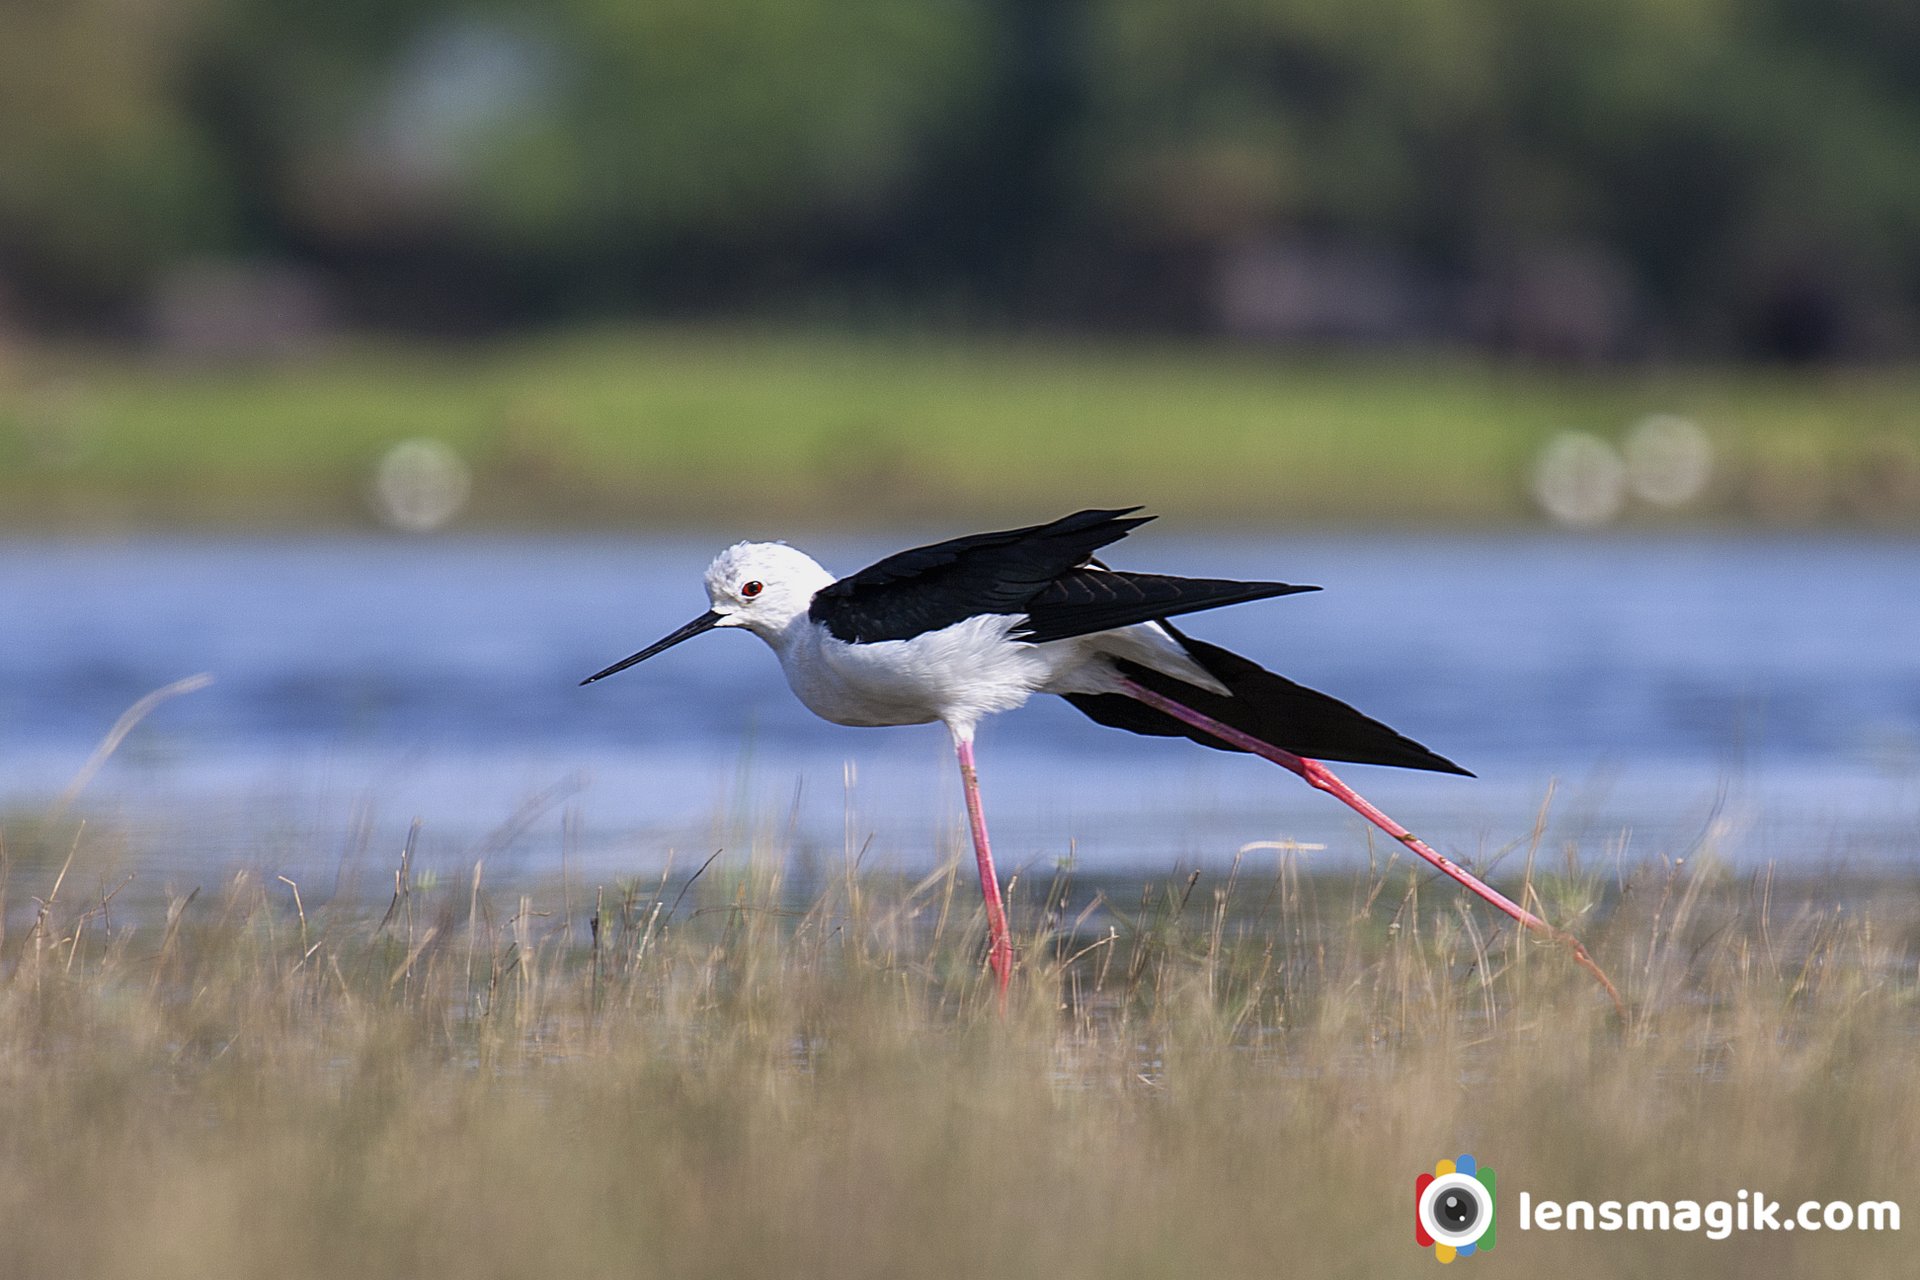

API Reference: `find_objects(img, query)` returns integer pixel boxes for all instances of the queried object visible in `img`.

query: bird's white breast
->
[761,610,1226,736]
[772,614,1063,730]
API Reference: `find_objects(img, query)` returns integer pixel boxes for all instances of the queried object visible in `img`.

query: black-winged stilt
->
[583,508,1621,1013]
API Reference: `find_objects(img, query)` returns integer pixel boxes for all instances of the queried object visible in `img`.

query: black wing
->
[1015,569,1318,644]
[1064,623,1472,775]
[809,508,1154,643]
[809,507,1318,646]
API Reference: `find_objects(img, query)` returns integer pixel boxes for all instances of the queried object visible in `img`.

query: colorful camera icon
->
[1415,1154,1496,1261]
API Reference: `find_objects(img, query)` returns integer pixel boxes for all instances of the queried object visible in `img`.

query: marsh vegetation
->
[2,807,1913,1278]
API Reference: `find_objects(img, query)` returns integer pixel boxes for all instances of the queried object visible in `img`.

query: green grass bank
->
[4,329,1917,531]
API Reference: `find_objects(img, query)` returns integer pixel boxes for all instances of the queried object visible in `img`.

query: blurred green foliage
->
[2,0,1918,353]
[0,0,230,304]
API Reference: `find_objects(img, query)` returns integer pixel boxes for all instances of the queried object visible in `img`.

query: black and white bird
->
[583,507,1621,1010]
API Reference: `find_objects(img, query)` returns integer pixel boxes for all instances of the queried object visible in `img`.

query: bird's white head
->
[580,541,834,685]
[701,541,835,639]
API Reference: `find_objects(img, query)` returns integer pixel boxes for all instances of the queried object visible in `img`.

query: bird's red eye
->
[741,580,764,598]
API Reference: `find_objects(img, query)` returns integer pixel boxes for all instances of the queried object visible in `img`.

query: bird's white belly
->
[777,615,1064,729]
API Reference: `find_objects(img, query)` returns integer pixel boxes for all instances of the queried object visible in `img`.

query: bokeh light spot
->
[372,438,471,532]
[1624,414,1713,508]
[1531,431,1627,528]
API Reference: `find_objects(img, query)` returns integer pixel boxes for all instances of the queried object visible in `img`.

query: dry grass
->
[0,816,1915,1278]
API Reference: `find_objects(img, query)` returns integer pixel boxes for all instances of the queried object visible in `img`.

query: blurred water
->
[2,533,1916,888]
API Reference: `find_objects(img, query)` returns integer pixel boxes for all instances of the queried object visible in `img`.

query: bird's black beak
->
[580,610,723,685]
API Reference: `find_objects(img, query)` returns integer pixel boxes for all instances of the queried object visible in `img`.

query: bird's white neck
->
[750,605,819,655]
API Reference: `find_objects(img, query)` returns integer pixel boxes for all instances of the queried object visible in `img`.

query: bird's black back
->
[809,508,1315,645]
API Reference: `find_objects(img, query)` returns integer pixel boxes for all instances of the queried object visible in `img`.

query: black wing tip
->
[1161,577,1320,603]
[1010,575,1321,644]
[1404,750,1475,778]
[1309,740,1475,777]
[1055,505,1153,531]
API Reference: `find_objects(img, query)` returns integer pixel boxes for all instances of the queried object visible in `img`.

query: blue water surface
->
[1,532,1915,887]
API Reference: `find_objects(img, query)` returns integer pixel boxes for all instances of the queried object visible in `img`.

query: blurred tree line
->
[3,0,1917,359]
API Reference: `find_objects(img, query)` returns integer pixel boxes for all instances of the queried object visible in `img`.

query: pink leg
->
[1116,678,1624,1019]
[955,736,1014,1000]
